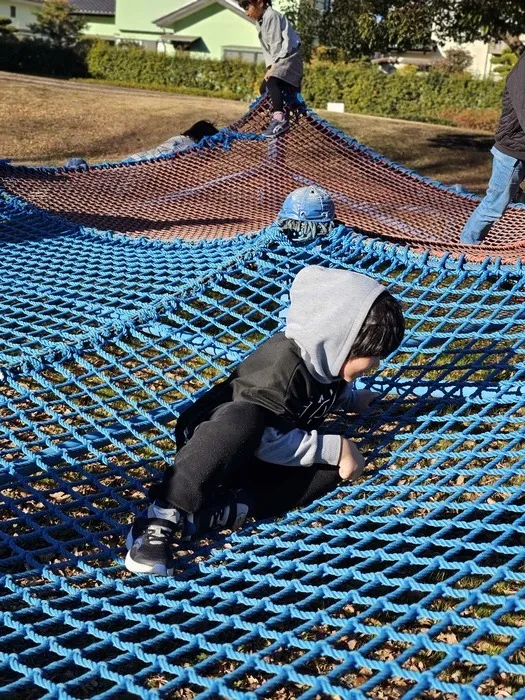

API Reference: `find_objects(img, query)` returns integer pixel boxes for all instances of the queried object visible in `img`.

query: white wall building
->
[373,36,521,79]
[438,38,510,78]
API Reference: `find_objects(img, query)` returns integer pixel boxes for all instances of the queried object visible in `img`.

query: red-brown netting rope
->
[2,98,524,262]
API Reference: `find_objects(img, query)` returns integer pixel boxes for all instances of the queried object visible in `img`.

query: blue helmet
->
[278,186,335,223]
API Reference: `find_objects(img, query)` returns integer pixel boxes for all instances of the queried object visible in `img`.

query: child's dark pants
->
[232,459,341,518]
[260,76,297,113]
[150,401,341,518]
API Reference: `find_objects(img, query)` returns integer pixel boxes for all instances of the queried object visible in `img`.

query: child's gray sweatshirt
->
[255,266,385,467]
[257,6,303,88]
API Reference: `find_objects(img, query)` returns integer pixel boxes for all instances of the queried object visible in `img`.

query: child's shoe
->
[125,502,181,576]
[182,488,252,541]
[263,115,290,139]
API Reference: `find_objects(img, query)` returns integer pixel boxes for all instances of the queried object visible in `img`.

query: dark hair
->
[349,291,405,359]
[277,217,340,245]
[238,0,271,9]
[182,120,219,142]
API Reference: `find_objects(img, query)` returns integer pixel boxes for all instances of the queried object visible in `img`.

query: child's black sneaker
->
[263,117,290,139]
[182,488,252,541]
[125,502,181,576]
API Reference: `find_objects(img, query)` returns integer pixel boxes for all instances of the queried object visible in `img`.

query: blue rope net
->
[1,107,525,699]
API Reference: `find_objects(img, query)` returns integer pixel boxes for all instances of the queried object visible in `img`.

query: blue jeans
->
[460,146,525,244]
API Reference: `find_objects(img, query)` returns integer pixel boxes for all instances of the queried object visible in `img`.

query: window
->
[223,48,264,65]
[10,6,16,18]
[116,39,143,47]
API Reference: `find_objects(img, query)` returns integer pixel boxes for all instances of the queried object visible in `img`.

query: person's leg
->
[178,459,342,542]
[125,401,266,574]
[262,77,296,138]
[150,401,267,514]
[180,462,341,542]
[265,76,285,113]
[229,459,342,519]
[460,148,525,244]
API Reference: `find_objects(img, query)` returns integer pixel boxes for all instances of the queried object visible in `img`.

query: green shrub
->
[87,42,264,100]
[304,61,503,123]
[491,47,519,78]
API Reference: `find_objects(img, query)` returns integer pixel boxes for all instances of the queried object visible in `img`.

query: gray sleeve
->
[255,426,342,466]
[264,13,286,64]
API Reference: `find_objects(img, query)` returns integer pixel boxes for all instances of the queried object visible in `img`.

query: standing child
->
[239,0,303,138]
[125,265,405,576]
[461,51,525,245]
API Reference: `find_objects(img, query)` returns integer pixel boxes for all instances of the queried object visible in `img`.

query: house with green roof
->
[1,0,268,62]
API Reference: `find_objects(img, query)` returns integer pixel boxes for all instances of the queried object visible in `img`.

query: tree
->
[300,0,525,62]
[491,47,519,78]
[430,0,525,51]
[0,16,18,38]
[29,0,87,48]
[317,0,433,61]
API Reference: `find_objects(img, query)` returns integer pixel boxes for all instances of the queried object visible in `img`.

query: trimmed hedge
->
[302,61,504,123]
[87,43,264,100]
[87,43,504,127]
[0,38,87,78]
[1,39,505,128]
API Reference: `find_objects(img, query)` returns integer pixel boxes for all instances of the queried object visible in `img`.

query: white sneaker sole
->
[124,551,173,576]
[124,527,173,576]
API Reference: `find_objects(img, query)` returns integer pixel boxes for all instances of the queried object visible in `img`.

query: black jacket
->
[175,332,346,447]
[495,53,525,160]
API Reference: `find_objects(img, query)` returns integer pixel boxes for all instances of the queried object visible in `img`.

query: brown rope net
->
[2,98,525,263]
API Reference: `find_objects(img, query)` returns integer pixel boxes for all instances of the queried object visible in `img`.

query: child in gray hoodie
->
[125,266,405,575]
[239,0,303,138]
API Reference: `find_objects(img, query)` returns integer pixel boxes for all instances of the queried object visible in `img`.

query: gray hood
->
[285,266,386,383]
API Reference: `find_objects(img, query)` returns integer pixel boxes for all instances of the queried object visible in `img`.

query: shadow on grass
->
[427,133,494,152]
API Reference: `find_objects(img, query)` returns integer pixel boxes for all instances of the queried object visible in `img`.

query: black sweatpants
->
[150,401,341,519]
[260,76,298,113]
[230,459,341,519]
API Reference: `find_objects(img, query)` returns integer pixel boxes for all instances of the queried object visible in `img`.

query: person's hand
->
[264,67,273,81]
[338,438,365,480]
[352,389,380,414]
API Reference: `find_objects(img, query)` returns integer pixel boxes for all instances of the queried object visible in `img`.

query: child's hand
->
[352,389,380,414]
[264,67,273,81]
[338,438,365,480]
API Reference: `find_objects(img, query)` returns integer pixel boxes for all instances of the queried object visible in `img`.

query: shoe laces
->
[145,523,173,546]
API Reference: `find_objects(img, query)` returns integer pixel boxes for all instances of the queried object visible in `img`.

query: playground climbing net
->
[0,102,524,699]
[1,98,525,261]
